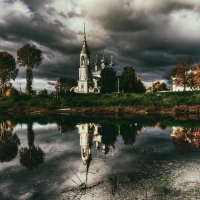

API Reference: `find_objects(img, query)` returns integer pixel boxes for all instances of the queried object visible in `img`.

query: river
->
[0,114,200,199]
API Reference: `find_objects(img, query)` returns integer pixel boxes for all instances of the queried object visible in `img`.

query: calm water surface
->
[0,115,200,200]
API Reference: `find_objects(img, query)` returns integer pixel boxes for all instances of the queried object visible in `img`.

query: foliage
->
[134,77,146,93]
[153,81,168,92]
[6,86,19,96]
[17,43,44,95]
[17,43,43,69]
[193,63,200,89]
[38,88,48,95]
[120,66,136,92]
[55,77,77,93]
[173,58,194,91]
[0,51,18,96]
[1,91,200,110]
[100,67,116,93]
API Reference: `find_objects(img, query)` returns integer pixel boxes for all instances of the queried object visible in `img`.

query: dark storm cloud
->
[16,53,80,83]
[1,0,200,91]
[158,1,194,14]
[0,12,79,54]
[20,0,51,11]
[47,82,55,86]
[84,0,200,86]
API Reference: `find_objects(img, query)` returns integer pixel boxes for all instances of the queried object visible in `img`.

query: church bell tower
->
[77,23,92,93]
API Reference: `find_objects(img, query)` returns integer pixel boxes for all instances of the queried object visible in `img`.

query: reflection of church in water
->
[76,123,115,172]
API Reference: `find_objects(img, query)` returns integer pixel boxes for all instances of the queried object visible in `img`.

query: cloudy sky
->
[1,0,200,92]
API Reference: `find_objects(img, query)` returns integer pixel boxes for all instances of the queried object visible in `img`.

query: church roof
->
[81,38,90,54]
[80,23,90,55]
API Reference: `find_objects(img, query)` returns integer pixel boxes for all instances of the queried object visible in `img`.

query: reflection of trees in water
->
[0,121,20,162]
[57,124,76,133]
[156,122,167,130]
[172,127,200,153]
[120,123,142,146]
[56,115,77,133]
[100,123,118,151]
[19,123,44,170]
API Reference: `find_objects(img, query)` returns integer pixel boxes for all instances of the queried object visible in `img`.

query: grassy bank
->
[1,90,200,112]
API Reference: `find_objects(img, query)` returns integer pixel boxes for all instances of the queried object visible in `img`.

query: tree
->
[153,81,168,92]
[120,66,136,92]
[5,86,19,96]
[172,58,194,91]
[0,51,18,96]
[38,88,48,95]
[134,77,146,93]
[17,43,44,95]
[193,63,200,89]
[55,77,77,93]
[99,67,116,93]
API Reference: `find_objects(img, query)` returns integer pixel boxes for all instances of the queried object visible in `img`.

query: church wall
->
[78,80,88,93]
[79,67,88,80]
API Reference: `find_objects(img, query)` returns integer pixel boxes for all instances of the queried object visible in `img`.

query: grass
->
[1,90,200,110]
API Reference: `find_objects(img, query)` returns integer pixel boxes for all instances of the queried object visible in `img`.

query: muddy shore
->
[3,105,200,116]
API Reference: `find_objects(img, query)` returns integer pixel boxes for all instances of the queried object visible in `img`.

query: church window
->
[81,56,84,65]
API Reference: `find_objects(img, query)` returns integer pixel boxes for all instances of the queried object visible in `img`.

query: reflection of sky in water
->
[1,122,200,199]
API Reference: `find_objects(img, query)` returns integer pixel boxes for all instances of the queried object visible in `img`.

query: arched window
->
[81,56,84,65]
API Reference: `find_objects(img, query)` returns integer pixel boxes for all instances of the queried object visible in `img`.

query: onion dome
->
[101,55,108,65]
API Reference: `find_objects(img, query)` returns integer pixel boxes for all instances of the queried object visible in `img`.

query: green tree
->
[55,77,77,93]
[120,66,136,92]
[172,58,194,91]
[135,77,146,93]
[0,51,18,96]
[38,88,48,95]
[17,43,44,95]
[100,67,116,93]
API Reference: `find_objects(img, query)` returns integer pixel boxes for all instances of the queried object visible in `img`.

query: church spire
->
[81,22,90,54]
[84,22,86,41]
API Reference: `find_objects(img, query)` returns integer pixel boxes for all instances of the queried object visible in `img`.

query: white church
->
[71,25,114,94]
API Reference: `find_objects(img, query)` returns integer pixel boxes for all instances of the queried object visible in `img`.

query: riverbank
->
[1,91,200,115]
[3,105,200,116]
